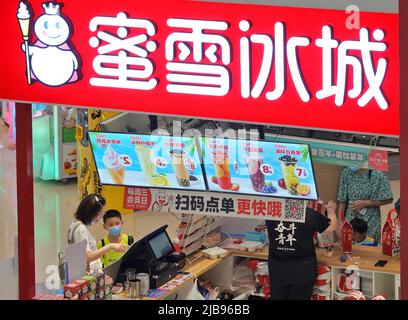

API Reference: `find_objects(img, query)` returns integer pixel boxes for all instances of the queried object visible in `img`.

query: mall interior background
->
[0,0,401,298]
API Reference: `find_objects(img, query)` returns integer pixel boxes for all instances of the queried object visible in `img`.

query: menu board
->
[203,138,318,200]
[89,132,206,191]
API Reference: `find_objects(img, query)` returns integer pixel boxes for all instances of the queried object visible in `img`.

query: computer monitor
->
[104,225,174,283]
[148,231,175,260]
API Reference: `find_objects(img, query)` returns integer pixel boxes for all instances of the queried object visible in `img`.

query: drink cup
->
[212,151,232,190]
[169,149,190,187]
[245,153,265,192]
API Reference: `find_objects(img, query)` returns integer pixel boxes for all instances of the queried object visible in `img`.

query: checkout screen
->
[149,232,174,260]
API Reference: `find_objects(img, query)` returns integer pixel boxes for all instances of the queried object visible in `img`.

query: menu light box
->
[88,131,207,191]
[202,138,319,201]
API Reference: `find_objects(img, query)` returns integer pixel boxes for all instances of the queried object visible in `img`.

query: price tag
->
[119,154,133,167]
[295,167,309,178]
[184,157,196,171]
[261,163,274,176]
[154,157,168,169]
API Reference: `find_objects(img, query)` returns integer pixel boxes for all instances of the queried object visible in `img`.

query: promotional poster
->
[203,138,318,200]
[89,132,207,191]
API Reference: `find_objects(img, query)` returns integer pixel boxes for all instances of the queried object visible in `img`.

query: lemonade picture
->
[135,144,159,185]
[279,155,312,197]
[279,155,300,195]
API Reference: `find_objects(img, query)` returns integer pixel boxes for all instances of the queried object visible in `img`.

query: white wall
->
[200,0,398,13]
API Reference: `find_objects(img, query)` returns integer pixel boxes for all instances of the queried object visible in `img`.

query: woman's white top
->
[68,220,103,273]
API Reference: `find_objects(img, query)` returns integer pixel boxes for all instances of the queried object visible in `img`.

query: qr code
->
[284,200,306,222]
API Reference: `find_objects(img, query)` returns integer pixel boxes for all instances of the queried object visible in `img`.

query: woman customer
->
[337,168,393,243]
[67,194,125,272]
[266,200,338,300]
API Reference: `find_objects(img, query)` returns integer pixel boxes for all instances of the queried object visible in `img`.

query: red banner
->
[0,0,399,136]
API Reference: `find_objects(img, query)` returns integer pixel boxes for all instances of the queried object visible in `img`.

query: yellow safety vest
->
[97,234,132,268]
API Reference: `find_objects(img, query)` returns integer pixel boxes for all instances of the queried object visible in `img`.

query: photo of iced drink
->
[279,155,300,195]
[135,144,157,185]
[212,151,232,190]
[245,153,265,192]
[169,149,190,187]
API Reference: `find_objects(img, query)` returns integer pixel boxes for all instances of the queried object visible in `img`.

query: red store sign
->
[0,0,399,136]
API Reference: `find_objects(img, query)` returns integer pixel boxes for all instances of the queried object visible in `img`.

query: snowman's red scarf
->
[33,40,71,50]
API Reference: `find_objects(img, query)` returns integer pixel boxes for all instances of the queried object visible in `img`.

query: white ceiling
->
[201,0,398,13]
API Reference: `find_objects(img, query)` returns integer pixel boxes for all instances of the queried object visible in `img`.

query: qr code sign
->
[284,200,306,222]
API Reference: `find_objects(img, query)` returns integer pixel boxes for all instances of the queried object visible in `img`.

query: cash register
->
[104,225,186,289]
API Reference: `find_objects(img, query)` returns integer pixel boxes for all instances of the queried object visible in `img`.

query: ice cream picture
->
[103,145,125,184]
[17,2,81,87]
[17,1,32,84]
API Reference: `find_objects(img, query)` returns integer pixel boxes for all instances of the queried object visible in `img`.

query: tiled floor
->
[0,120,17,261]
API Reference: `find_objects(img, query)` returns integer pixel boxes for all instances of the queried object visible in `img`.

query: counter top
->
[115,244,400,300]
[229,244,400,274]
[116,253,227,300]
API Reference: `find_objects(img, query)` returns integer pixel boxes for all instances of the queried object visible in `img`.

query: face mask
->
[349,167,360,172]
[108,225,122,237]
[90,219,98,226]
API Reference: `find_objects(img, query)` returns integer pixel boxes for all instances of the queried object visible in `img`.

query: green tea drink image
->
[279,155,299,195]
[169,149,190,187]
[135,144,157,185]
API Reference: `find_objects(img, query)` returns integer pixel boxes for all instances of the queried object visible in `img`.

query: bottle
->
[340,211,352,254]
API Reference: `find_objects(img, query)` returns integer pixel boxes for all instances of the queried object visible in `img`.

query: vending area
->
[0,0,406,301]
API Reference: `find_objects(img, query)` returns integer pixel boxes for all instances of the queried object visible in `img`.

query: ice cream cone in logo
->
[17,1,32,84]
[169,149,190,187]
[103,145,125,184]
[17,2,30,40]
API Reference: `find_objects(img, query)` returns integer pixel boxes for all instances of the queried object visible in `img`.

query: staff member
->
[67,194,125,273]
[337,168,393,243]
[266,201,337,300]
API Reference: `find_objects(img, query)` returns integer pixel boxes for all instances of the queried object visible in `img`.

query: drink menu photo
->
[88,132,206,191]
[203,138,318,200]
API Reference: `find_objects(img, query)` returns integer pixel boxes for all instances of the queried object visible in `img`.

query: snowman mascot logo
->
[17,1,80,87]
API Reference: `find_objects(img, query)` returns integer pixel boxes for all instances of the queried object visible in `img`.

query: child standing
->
[97,210,134,268]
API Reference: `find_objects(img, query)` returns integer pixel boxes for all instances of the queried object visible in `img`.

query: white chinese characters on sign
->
[86,13,390,110]
[316,26,388,110]
[240,20,311,102]
[165,18,231,96]
[89,12,158,90]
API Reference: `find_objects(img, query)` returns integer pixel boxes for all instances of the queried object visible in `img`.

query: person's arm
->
[337,169,349,217]
[351,171,394,213]
[324,201,338,233]
[350,199,393,213]
[86,243,125,264]
[338,201,347,218]
[73,226,125,264]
